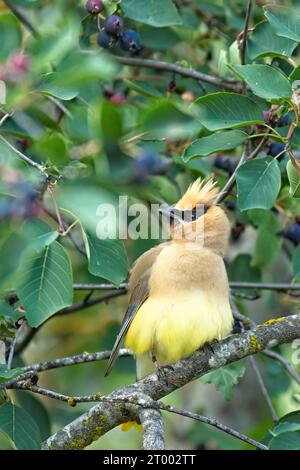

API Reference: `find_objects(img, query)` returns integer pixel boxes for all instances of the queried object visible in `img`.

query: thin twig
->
[263,350,300,386]
[249,356,278,423]
[230,282,300,292]
[7,321,26,370]
[12,382,101,404]
[215,135,267,204]
[72,282,300,292]
[0,135,47,175]
[57,289,128,316]
[21,349,131,374]
[115,56,240,92]
[73,283,128,291]
[3,0,39,37]
[46,96,72,118]
[159,403,268,450]
[239,0,253,65]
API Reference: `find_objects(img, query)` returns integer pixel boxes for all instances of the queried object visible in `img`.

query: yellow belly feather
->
[125,291,233,366]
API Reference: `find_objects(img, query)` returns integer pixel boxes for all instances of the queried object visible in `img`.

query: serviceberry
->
[97,30,115,48]
[214,156,234,175]
[120,29,141,53]
[103,15,124,37]
[85,0,104,15]
[276,114,290,127]
[283,223,300,244]
[268,142,286,161]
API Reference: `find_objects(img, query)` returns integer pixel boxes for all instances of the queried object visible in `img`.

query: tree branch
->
[248,356,278,423]
[114,56,241,92]
[72,281,300,292]
[21,349,131,374]
[160,403,268,450]
[41,313,300,450]
[139,407,165,450]
[239,0,253,65]
[0,135,47,176]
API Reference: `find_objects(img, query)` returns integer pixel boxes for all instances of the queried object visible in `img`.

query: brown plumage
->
[105,178,233,379]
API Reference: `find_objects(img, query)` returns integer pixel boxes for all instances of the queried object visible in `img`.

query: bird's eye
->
[191,209,197,221]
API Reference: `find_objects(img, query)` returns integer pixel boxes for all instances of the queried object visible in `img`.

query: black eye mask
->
[170,205,209,223]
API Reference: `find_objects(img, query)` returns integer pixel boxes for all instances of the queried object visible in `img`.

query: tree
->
[0,0,300,451]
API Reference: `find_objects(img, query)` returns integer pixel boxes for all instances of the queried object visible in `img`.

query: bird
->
[105,178,233,381]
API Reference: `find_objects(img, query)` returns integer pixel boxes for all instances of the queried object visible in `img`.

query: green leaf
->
[247,209,282,233]
[287,159,300,198]
[0,13,22,60]
[143,100,199,138]
[229,64,292,102]
[33,132,69,166]
[121,0,181,27]
[83,230,128,286]
[269,431,300,450]
[17,242,73,327]
[195,93,263,131]
[251,228,282,268]
[293,246,300,280]
[0,364,23,383]
[236,157,281,211]
[264,5,300,42]
[124,80,162,98]
[248,21,297,60]
[56,51,119,85]
[35,72,79,101]
[272,422,300,437]
[14,392,51,441]
[202,360,246,400]
[183,130,246,161]
[30,18,81,73]
[0,403,41,450]
[139,25,180,50]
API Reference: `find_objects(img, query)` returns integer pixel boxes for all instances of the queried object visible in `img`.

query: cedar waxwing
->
[105,178,233,380]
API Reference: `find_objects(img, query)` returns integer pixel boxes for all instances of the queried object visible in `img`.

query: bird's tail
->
[136,352,155,380]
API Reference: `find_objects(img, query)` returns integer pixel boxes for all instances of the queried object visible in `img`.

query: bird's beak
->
[159,205,183,223]
[158,205,173,217]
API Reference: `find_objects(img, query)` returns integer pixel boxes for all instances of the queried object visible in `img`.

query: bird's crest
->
[176,178,219,209]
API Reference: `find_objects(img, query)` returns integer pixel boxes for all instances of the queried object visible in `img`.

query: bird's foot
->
[203,339,218,355]
[151,353,174,383]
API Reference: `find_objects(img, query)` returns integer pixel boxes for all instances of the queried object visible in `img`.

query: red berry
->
[10,53,28,73]
[110,93,126,106]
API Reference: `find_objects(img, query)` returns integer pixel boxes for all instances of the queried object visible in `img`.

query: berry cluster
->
[85,3,141,53]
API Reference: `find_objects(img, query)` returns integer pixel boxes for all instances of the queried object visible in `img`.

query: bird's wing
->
[104,242,169,376]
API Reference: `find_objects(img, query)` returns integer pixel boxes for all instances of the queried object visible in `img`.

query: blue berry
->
[283,224,300,244]
[214,156,234,174]
[103,15,124,37]
[86,0,104,14]
[276,114,290,127]
[120,29,141,53]
[268,142,286,161]
[97,30,115,48]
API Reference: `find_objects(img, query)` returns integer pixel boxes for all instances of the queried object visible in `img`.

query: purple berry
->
[97,30,115,48]
[120,29,141,53]
[85,0,104,15]
[263,111,271,123]
[103,15,124,37]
